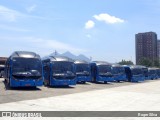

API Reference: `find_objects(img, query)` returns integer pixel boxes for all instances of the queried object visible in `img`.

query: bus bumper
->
[76,76,91,82]
[97,76,114,82]
[10,79,43,87]
[148,75,157,80]
[50,79,77,86]
[131,76,145,82]
[145,77,150,80]
[114,75,127,82]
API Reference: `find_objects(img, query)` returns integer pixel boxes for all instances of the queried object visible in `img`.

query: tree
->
[138,57,152,67]
[118,59,134,65]
[153,59,160,68]
[138,57,160,68]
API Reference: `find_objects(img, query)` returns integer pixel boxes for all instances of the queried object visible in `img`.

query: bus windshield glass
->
[156,69,160,76]
[76,64,90,76]
[131,68,142,75]
[98,65,112,74]
[148,70,156,74]
[12,58,42,79]
[52,61,75,79]
[112,67,125,74]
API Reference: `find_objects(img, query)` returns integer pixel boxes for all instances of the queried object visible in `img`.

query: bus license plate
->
[25,84,31,86]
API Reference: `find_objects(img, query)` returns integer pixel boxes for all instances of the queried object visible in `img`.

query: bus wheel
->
[43,80,48,86]
[104,81,107,84]
[82,81,86,84]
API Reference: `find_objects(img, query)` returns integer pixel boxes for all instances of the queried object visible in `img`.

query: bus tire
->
[104,81,107,84]
[82,81,86,84]
[44,81,48,86]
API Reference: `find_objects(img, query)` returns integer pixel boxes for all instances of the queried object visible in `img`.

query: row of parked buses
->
[2,51,160,88]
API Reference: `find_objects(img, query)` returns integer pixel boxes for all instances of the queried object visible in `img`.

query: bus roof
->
[135,65,147,68]
[91,61,111,66]
[111,64,123,67]
[10,51,40,59]
[43,55,74,62]
[148,67,159,70]
[74,60,89,64]
[123,65,145,69]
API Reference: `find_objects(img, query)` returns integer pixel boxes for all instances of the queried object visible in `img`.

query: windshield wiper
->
[99,72,113,77]
[76,71,90,76]
[53,71,76,79]
[12,71,41,77]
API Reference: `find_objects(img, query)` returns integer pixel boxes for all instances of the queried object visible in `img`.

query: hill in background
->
[50,51,91,62]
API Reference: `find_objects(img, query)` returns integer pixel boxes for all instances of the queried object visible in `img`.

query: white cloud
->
[0,5,22,22]
[85,20,95,29]
[26,5,37,13]
[93,13,124,24]
[0,37,87,56]
[0,5,50,22]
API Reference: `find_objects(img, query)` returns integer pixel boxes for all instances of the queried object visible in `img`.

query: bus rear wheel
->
[104,81,107,84]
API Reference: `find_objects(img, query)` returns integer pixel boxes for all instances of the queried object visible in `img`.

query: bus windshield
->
[156,69,160,76]
[76,64,90,76]
[52,61,75,79]
[112,67,125,74]
[131,68,142,75]
[98,65,112,76]
[148,70,156,74]
[12,58,42,79]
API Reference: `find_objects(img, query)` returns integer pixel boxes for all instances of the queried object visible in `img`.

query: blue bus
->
[111,64,127,82]
[139,65,149,80]
[42,56,76,86]
[123,65,145,82]
[134,65,149,80]
[74,60,91,83]
[148,68,158,80]
[4,51,44,87]
[90,61,114,83]
[156,68,160,78]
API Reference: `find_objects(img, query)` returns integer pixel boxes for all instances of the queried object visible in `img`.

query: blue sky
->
[0,0,160,63]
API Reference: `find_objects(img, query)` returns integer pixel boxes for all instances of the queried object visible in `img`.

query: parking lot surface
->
[0,78,138,104]
[0,78,160,120]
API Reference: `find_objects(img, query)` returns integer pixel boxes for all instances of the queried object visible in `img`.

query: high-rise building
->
[135,32,158,65]
[157,40,160,60]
